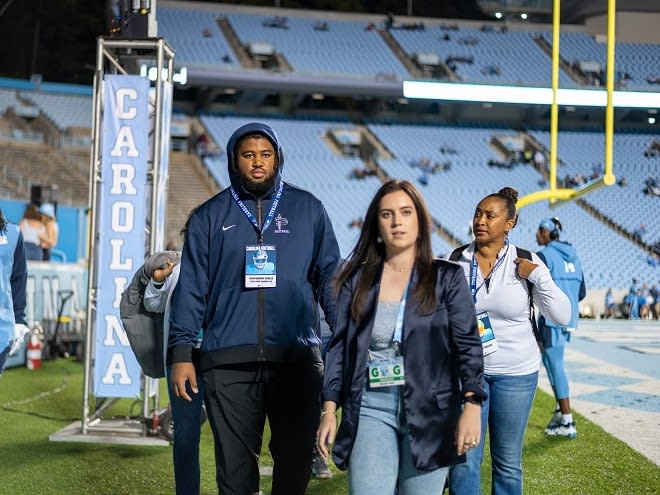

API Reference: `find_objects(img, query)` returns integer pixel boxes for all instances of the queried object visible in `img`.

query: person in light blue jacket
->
[536,217,586,439]
[0,208,29,376]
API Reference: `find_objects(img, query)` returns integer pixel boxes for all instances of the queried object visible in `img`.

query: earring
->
[377,235,383,243]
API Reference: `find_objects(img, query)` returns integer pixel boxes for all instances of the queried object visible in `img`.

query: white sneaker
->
[545,421,577,439]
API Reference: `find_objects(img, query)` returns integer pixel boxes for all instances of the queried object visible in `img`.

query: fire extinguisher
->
[26,330,43,370]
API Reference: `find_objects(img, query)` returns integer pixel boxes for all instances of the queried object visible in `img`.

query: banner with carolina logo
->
[93,75,149,397]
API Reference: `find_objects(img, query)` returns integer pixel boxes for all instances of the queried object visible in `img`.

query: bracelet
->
[320,410,336,417]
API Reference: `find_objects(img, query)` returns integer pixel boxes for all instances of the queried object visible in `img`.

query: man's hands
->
[171,362,198,401]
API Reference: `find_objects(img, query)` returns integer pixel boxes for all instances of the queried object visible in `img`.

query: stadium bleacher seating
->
[222,12,410,79]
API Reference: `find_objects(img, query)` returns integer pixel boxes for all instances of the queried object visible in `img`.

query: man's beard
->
[238,167,277,197]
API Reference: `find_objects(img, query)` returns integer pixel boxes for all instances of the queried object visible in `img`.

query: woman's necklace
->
[385,263,410,272]
[476,251,495,268]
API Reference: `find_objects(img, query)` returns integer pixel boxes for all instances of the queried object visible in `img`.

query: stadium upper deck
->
[0,1,658,295]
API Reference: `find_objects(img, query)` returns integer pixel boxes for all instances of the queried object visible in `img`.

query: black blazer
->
[322,259,486,471]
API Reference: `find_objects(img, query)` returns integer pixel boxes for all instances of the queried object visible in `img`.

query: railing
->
[0,129,44,144]
[60,134,91,149]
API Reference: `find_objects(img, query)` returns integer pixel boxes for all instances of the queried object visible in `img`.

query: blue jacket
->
[0,222,27,351]
[322,260,486,471]
[169,123,340,370]
[537,240,586,330]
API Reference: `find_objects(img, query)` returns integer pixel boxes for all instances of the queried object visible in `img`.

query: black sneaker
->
[311,451,333,479]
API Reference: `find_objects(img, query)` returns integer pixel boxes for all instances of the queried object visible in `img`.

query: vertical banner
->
[93,75,149,397]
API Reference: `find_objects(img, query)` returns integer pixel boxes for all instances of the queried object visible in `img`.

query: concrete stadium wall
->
[586,12,660,44]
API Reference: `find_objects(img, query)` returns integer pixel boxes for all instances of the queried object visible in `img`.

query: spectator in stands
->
[314,21,329,31]
[488,158,513,170]
[617,176,628,186]
[0,207,29,378]
[536,217,586,439]
[196,133,209,158]
[439,144,457,155]
[644,140,660,158]
[533,150,546,170]
[447,187,570,495]
[632,223,647,242]
[169,122,340,495]
[317,179,485,495]
[350,167,375,180]
[39,203,58,261]
[644,176,660,197]
[263,15,289,30]
[202,28,212,38]
[603,288,616,319]
[482,64,501,76]
[348,218,363,230]
[384,11,395,30]
[19,203,48,261]
[459,36,479,46]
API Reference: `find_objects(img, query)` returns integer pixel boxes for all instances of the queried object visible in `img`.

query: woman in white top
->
[448,187,570,495]
[19,203,47,261]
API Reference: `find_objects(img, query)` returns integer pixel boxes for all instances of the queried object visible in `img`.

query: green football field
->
[2,358,658,494]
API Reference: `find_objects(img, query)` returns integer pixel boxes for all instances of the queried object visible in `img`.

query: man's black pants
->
[204,357,323,495]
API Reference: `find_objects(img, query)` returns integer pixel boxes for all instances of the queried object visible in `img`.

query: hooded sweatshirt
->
[168,122,340,370]
[537,240,586,329]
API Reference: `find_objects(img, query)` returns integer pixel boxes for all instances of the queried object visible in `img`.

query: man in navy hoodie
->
[169,122,340,495]
[536,217,586,439]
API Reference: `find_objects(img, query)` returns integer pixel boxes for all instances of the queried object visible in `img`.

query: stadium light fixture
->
[140,64,187,85]
[403,80,660,109]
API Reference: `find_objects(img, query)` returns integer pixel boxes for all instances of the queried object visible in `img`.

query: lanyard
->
[392,282,410,354]
[469,241,509,302]
[230,181,284,241]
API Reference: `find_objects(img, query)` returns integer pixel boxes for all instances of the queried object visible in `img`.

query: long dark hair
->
[335,179,436,321]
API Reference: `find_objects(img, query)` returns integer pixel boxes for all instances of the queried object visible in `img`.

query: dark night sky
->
[0,0,486,85]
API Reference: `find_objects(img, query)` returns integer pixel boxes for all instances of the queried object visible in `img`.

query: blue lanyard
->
[469,241,509,302]
[230,181,284,241]
[392,283,410,354]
